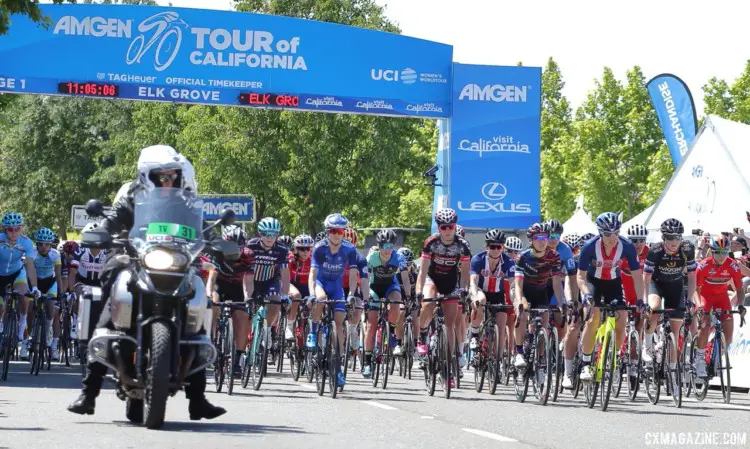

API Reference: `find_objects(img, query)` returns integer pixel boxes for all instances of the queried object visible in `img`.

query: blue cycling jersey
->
[312,239,358,282]
[554,242,577,276]
[0,234,36,276]
[34,248,61,279]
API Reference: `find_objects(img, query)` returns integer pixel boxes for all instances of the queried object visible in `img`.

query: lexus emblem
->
[481,182,508,200]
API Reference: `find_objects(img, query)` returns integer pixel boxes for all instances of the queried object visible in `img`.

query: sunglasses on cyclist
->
[260,231,279,238]
[4,226,22,232]
[549,233,561,240]
[157,173,179,182]
[630,238,646,244]
[663,234,682,242]
[328,228,345,236]
[297,247,312,252]
[600,231,619,238]
[713,249,730,255]
[380,243,395,250]
[439,224,456,231]
[532,234,549,241]
[488,244,504,250]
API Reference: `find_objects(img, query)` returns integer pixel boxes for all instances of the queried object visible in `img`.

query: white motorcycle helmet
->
[137,145,194,191]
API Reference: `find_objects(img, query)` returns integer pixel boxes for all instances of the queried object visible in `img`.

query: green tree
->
[0,0,77,36]
[703,60,750,124]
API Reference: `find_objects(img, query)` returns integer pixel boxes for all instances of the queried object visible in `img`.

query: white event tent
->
[562,194,598,237]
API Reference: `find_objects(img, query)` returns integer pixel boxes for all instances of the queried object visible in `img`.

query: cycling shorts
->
[216,278,244,303]
[649,280,684,311]
[587,277,625,307]
[424,275,460,302]
[315,279,346,312]
[37,276,58,298]
[700,293,732,321]
[484,291,507,305]
[0,268,26,295]
[522,285,549,309]
[254,280,281,301]
[291,282,309,299]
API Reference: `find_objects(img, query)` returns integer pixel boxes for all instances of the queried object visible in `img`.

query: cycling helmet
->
[57,241,66,252]
[315,231,326,243]
[455,225,466,238]
[294,234,314,248]
[660,218,684,236]
[62,240,79,254]
[257,217,281,235]
[82,222,100,233]
[546,219,564,235]
[581,233,595,242]
[137,145,186,191]
[434,208,458,225]
[505,236,523,252]
[376,229,398,245]
[627,224,649,239]
[34,227,56,243]
[711,235,730,251]
[324,213,349,230]
[526,222,550,239]
[277,235,293,248]
[484,229,506,244]
[222,224,247,246]
[2,212,24,227]
[343,228,359,245]
[595,212,621,233]
[566,233,584,250]
[397,247,415,264]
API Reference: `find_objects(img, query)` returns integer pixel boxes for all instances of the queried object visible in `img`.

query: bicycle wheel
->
[213,324,225,393]
[29,318,41,376]
[645,334,661,405]
[342,322,352,381]
[404,324,414,380]
[290,320,301,381]
[2,316,17,381]
[501,335,512,387]
[488,324,501,395]
[330,322,341,398]
[679,327,693,398]
[599,330,616,412]
[276,316,287,374]
[372,323,384,388]
[425,332,437,396]
[382,323,392,390]
[316,327,327,397]
[439,327,451,399]
[474,330,486,393]
[252,320,268,391]
[584,339,600,409]
[571,356,582,399]
[550,328,562,402]
[665,333,681,408]
[453,337,462,390]
[61,313,71,367]
[226,319,236,395]
[719,333,731,404]
[533,329,552,406]
[691,334,708,401]
[626,329,642,402]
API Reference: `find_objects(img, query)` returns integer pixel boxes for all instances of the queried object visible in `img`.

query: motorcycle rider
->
[67,145,226,420]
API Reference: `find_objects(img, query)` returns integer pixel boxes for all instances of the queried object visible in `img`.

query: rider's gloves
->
[281,295,290,305]
[416,292,424,302]
[30,287,40,298]
[636,299,647,313]
[582,294,593,308]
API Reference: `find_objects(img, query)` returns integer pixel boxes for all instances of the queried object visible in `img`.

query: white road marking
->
[362,400,397,410]
[462,428,517,443]
[420,416,435,419]
[298,383,316,390]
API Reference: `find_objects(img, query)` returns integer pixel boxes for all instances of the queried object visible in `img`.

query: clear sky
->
[157,0,748,117]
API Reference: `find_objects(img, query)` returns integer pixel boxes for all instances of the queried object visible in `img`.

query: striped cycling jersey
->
[246,238,288,282]
[578,236,640,280]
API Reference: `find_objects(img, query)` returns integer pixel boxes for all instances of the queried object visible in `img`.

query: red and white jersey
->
[696,257,743,296]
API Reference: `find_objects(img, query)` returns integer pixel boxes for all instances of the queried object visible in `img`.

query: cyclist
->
[206,224,255,375]
[285,234,314,340]
[315,231,326,244]
[246,217,291,349]
[505,237,524,262]
[642,219,696,371]
[503,236,523,350]
[513,223,565,368]
[0,212,40,359]
[362,229,410,378]
[68,222,107,293]
[31,227,64,361]
[341,228,369,356]
[546,219,578,376]
[277,235,294,251]
[576,212,643,382]
[456,225,466,239]
[415,208,472,387]
[565,234,584,262]
[694,235,745,380]
[397,247,419,358]
[308,213,360,387]
[469,229,514,364]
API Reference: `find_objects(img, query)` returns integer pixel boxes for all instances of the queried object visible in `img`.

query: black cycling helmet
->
[660,218,684,236]
[526,222,551,239]
[546,219,563,235]
[277,235,293,248]
[376,229,398,245]
[484,229,506,244]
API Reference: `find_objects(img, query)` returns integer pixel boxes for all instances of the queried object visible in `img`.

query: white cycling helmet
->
[505,236,523,252]
[137,145,189,191]
[626,224,648,239]
[82,222,100,233]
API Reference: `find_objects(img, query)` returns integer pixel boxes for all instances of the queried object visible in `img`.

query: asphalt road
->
[1,358,748,449]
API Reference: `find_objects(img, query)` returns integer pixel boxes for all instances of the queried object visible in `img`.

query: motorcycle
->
[81,188,237,429]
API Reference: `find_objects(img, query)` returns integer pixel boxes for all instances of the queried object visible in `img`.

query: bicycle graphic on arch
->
[126,12,188,72]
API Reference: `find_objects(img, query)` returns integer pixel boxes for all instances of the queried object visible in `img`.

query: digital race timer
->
[238,92,300,107]
[57,82,120,97]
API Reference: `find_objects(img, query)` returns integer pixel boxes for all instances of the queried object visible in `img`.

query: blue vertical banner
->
[647,74,699,167]
[449,64,541,229]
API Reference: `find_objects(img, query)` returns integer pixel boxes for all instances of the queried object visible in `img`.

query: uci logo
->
[371,68,417,85]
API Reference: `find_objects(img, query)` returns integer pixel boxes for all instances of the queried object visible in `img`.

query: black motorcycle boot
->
[188,396,226,421]
[67,362,106,415]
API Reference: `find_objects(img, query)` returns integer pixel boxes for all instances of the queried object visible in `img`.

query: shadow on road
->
[0,426,47,431]
[76,420,310,435]
[1,362,84,390]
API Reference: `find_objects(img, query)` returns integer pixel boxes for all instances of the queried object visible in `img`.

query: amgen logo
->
[458,84,528,102]
[371,68,417,85]
[203,201,250,217]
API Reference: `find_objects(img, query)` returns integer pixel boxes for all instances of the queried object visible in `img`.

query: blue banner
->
[647,74,698,167]
[449,64,541,229]
[200,195,255,222]
[0,5,452,118]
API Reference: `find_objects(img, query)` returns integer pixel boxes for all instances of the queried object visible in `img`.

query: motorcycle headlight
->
[143,249,189,271]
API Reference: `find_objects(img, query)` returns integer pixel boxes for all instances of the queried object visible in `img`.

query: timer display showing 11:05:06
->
[57,82,120,97]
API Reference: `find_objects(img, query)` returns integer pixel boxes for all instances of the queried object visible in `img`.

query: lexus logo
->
[481,182,507,200]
